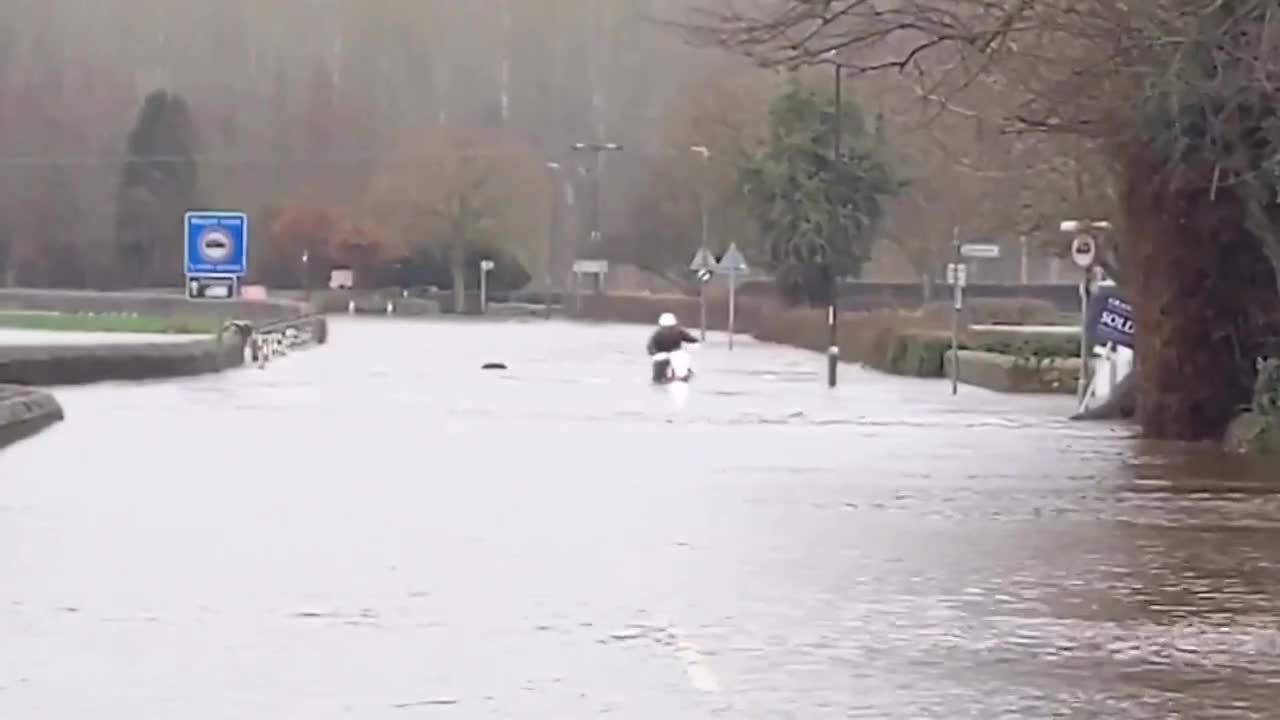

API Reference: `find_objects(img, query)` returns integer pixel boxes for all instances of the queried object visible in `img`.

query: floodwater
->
[0,318,1276,718]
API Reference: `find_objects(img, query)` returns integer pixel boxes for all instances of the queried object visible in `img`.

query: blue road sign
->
[185,211,249,276]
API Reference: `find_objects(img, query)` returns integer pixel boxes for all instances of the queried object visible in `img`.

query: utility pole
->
[826,58,845,389]
[570,142,622,294]
[544,162,562,319]
[691,145,711,342]
[301,250,311,302]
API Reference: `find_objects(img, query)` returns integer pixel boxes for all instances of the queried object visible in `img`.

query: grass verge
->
[0,311,219,334]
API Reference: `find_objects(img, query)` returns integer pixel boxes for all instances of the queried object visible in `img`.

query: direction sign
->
[186,274,238,301]
[572,259,609,274]
[1071,234,1097,268]
[960,243,1001,259]
[716,242,749,274]
[689,247,717,272]
[185,211,249,276]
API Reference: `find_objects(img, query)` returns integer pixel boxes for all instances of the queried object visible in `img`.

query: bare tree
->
[695,0,1280,441]
[365,127,549,312]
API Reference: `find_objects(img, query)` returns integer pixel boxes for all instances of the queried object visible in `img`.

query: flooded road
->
[1,318,1276,718]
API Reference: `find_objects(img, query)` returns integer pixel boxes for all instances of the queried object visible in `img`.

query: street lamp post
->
[570,142,623,294]
[544,161,562,319]
[690,145,711,342]
[301,250,311,302]
[826,58,845,389]
[1060,219,1113,400]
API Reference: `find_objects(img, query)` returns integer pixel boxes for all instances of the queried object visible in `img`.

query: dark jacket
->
[647,326,698,355]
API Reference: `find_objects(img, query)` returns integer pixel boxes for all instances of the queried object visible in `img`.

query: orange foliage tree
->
[261,200,395,289]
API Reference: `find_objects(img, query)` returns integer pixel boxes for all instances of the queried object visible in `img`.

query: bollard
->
[348,300,356,314]
[386,300,394,315]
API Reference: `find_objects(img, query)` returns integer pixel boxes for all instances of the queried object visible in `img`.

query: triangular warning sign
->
[716,242,749,273]
[689,247,717,271]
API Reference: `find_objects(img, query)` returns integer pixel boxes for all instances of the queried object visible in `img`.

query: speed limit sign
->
[1071,234,1097,268]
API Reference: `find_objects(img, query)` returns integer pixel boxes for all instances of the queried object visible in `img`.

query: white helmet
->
[658,312,677,328]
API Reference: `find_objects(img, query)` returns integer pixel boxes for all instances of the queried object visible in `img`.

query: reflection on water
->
[0,318,1277,718]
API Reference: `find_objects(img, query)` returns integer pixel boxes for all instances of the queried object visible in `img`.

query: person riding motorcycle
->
[647,313,699,382]
[647,312,698,356]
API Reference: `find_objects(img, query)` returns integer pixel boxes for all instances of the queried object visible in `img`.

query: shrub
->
[886,331,953,377]
[965,328,1082,359]
[920,297,1063,326]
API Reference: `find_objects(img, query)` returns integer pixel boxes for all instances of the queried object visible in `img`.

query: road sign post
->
[716,243,749,351]
[184,211,249,302]
[479,259,495,314]
[688,247,717,342]
[571,259,608,314]
[729,269,737,350]
[1070,233,1099,400]
[950,228,962,395]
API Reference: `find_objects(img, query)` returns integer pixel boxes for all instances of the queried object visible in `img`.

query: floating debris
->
[392,698,459,709]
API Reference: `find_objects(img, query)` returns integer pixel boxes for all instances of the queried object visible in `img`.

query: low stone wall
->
[0,331,248,386]
[575,292,765,332]
[0,385,64,448]
[0,290,327,386]
[944,350,1081,394]
[271,290,441,316]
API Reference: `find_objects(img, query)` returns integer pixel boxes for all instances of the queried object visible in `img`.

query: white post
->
[1020,235,1029,284]
[727,267,737,351]
[1077,271,1090,401]
[1107,341,1117,395]
[480,264,488,314]
[950,227,961,396]
[699,282,707,342]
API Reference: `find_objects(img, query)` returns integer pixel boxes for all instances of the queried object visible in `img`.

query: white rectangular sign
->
[960,243,1001,259]
[572,259,609,274]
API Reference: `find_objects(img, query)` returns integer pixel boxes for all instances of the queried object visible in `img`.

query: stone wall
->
[0,385,64,448]
[270,289,441,316]
[0,290,326,386]
[0,332,249,386]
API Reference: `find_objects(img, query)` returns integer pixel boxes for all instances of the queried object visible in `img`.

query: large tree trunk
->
[1120,151,1280,440]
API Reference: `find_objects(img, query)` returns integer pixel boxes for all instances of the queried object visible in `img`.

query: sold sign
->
[1094,296,1135,348]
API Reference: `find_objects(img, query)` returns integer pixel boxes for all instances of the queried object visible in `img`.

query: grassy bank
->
[575,292,1082,381]
[0,312,219,335]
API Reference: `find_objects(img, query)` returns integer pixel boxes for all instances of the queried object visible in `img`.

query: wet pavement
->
[0,317,1277,718]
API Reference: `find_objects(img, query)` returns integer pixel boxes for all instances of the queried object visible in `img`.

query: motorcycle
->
[651,347,694,384]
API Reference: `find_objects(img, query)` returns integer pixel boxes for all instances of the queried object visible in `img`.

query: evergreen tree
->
[114,90,201,287]
[739,80,898,306]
